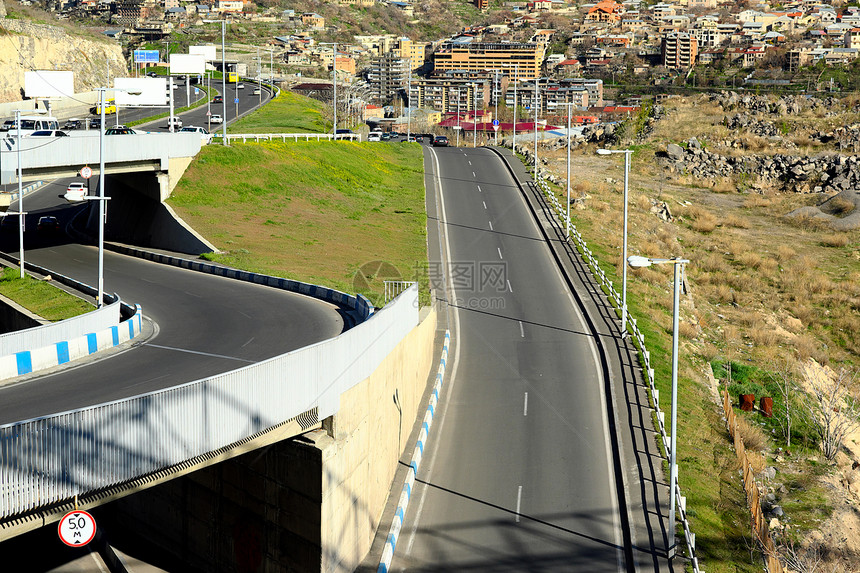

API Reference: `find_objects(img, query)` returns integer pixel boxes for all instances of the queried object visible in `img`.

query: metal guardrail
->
[0,284,418,520]
[531,169,703,572]
[214,133,360,144]
[383,281,415,304]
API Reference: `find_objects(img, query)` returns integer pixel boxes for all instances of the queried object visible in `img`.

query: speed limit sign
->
[58,509,96,547]
[80,166,92,179]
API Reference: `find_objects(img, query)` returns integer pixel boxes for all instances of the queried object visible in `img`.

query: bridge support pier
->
[93,308,437,572]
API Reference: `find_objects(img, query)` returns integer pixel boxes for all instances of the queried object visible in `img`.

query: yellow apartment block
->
[432,42,544,79]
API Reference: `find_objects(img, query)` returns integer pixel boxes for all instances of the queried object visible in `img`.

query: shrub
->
[820,233,849,248]
[735,414,768,451]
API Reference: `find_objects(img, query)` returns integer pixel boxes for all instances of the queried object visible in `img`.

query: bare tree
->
[779,540,833,573]
[773,360,798,449]
[799,365,860,461]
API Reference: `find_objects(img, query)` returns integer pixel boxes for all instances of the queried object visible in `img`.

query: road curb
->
[377,329,450,573]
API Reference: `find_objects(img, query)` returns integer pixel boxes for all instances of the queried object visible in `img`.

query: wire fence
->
[214,133,360,144]
[723,389,784,573]
[529,165,702,571]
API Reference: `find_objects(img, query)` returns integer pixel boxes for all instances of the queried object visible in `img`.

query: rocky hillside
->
[0,0,126,103]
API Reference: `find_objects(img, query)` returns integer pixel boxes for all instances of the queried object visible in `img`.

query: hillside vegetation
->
[537,93,860,571]
[168,92,427,306]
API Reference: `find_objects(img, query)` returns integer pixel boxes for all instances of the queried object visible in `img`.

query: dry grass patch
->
[684,206,718,233]
[776,244,797,262]
[735,414,769,452]
[723,214,750,229]
[744,194,773,209]
[635,193,651,211]
[820,233,850,248]
[829,196,856,216]
[735,251,764,269]
[699,253,732,274]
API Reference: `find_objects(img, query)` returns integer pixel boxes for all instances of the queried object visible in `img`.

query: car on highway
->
[29,130,68,137]
[209,114,223,124]
[37,216,59,233]
[236,82,244,89]
[433,135,449,147]
[212,95,223,103]
[403,135,417,143]
[90,118,102,128]
[105,127,137,135]
[180,126,213,144]
[381,132,391,141]
[64,182,87,202]
[167,116,183,129]
[253,88,261,95]
[147,72,158,77]
[62,119,84,130]
[367,132,382,142]
[0,215,17,232]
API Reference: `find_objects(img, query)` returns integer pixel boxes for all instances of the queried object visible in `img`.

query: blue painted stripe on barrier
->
[111,326,119,346]
[405,482,412,497]
[441,358,446,368]
[386,533,396,547]
[410,460,419,473]
[128,320,135,338]
[378,564,388,573]
[422,421,430,434]
[56,341,70,364]
[417,441,424,454]
[16,352,32,375]
[86,333,98,354]
[396,507,405,522]
[428,404,435,417]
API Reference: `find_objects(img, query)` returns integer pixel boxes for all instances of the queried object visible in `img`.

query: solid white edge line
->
[523,392,528,416]
[507,279,513,293]
[516,485,523,523]
[492,151,626,571]
[405,146,463,556]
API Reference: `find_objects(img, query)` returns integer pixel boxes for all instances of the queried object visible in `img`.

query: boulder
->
[667,143,685,161]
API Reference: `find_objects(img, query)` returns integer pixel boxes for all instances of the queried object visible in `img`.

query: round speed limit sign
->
[58,510,96,547]
[80,166,92,179]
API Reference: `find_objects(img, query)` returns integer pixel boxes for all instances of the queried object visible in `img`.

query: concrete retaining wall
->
[97,307,437,572]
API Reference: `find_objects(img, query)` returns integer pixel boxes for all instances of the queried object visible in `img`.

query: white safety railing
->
[214,133,360,144]
[531,168,702,572]
[0,284,419,520]
[383,281,415,304]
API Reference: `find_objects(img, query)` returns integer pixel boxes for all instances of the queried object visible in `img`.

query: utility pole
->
[533,79,539,177]
[407,57,412,141]
[512,64,518,150]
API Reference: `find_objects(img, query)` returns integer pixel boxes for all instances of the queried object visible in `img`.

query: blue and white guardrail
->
[378,329,451,573]
[0,303,142,379]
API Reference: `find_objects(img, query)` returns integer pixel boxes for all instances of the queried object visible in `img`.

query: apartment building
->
[366,52,411,103]
[505,80,589,115]
[409,79,489,113]
[662,32,698,68]
[846,28,860,49]
[432,41,545,80]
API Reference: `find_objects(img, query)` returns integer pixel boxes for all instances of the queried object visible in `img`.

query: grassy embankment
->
[168,91,427,307]
[0,267,92,320]
[227,90,329,134]
[535,95,860,571]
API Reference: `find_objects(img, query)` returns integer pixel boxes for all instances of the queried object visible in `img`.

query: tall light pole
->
[320,42,337,137]
[533,78,540,177]
[494,70,499,146]
[13,109,45,278]
[94,87,140,307]
[473,83,478,147]
[221,19,227,145]
[597,148,633,334]
[562,102,575,238]
[512,64,518,150]
[406,57,412,141]
[455,87,461,147]
[627,255,689,559]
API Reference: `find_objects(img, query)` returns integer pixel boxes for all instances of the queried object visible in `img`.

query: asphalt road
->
[388,145,624,570]
[0,180,344,425]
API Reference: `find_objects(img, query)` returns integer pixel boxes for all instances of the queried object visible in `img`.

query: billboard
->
[169,54,206,75]
[189,45,217,61]
[24,70,75,98]
[114,77,168,106]
[133,49,160,64]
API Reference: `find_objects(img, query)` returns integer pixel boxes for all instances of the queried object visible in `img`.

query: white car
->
[236,83,244,89]
[209,114,223,124]
[180,126,214,144]
[253,88,261,95]
[167,116,183,129]
[367,132,382,142]
[64,182,87,203]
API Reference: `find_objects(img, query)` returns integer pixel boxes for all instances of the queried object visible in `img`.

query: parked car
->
[90,118,101,128]
[105,127,137,135]
[62,119,83,130]
[167,116,183,129]
[212,95,223,104]
[1,215,17,232]
[367,132,382,142]
[147,71,158,77]
[37,216,59,233]
[433,135,449,147]
[0,120,16,132]
[29,130,68,137]
[209,114,223,124]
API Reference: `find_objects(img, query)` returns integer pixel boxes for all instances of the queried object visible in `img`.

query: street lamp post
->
[407,57,412,141]
[13,109,45,278]
[627,255,689,559]
[473,83,478,147]
[494,70,499,146]
[455,87,461,147]
[320,42,337,137]
[597,147,633,334]
[512,64,517,150]
[533,79,540,177]
[561,102,575,238]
